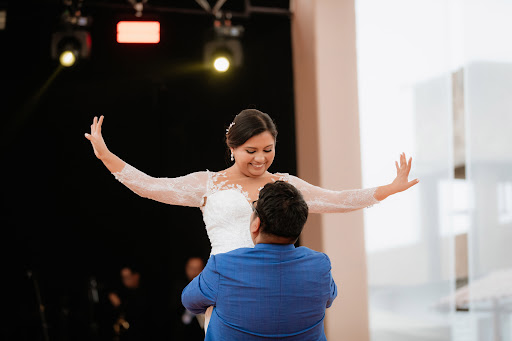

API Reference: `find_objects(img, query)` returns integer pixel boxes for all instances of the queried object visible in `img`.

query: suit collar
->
[254,243,295,251]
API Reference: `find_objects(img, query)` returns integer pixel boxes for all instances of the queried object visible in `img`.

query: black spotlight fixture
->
[203,12,244,73]
[51,0,92,67]
[51,30,91,67]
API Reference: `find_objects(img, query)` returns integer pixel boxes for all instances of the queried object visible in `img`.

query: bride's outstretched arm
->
[288,152,419,213]
[85,115,208,207]
[112,165,208,207]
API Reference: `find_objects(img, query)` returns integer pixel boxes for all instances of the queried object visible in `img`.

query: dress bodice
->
[201,189,254,255]
[200,170,290,255]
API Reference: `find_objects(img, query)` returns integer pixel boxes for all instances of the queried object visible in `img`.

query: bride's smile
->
[230,131,276,178]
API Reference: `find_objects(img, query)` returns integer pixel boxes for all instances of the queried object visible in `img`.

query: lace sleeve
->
[287,175,380,213]
[112,163,208,208]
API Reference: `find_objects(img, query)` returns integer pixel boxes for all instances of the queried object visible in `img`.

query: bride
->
[85,109,418,331]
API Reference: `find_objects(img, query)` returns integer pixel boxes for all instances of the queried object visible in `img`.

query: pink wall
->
[291,0,370,339]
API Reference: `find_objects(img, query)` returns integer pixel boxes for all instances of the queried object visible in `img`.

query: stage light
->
[203,14,244,73]
[213,56,230,72]
[59,50,77,67]
[117,21,160,44]
[204,34,243,73]
[51,30,91,67]
[51,2,92,67]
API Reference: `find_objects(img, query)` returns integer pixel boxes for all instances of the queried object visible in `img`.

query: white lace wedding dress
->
[113,163,380,331]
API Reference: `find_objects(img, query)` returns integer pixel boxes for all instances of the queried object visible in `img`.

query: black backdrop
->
[2,1,296,340]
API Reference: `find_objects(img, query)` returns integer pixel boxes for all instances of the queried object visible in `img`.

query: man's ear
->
[250,215,261,234]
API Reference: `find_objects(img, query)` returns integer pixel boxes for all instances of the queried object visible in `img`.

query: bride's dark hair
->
[225,109,278,149]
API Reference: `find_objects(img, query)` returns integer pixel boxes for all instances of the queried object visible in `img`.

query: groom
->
[182,181,338,340]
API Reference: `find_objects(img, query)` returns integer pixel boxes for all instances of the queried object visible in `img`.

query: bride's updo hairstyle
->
[225,109,278,149]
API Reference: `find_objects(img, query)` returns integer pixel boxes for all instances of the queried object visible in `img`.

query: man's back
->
[182,243,337,340]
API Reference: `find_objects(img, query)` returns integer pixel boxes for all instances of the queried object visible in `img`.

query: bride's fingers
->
[85,133,91,140]
[93,116,97,131]
[407,178,420,189]
[97,115,104,133]
[395,161,399,174]
[407,157,412,172]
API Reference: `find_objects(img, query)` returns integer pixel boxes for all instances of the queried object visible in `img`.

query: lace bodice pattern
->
[113,163,379,255]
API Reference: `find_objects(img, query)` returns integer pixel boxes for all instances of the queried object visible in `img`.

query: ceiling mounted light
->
[116,21,160,44]
[213,56,230,72]
[59,50,77,67]
[51,30,91,67]
[203,13,244,73]
[51,1,92,67]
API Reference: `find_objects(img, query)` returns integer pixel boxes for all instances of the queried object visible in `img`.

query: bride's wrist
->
[374,184,395,201]
[99,149,113,162]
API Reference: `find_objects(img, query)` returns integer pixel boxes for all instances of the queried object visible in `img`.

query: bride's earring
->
[231,152,234,162]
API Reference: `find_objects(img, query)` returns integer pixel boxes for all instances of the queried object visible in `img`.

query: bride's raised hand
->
[84,115,109,160]
[390,152,419,194]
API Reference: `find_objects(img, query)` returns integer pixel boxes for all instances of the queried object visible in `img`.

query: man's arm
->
[324,254,338,308]
[181,255,219,315]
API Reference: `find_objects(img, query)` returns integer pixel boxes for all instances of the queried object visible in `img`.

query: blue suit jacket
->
[182,243,337,340]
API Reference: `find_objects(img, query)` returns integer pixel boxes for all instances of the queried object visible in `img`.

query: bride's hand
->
[390,152,419,194]
[84,115,109,160]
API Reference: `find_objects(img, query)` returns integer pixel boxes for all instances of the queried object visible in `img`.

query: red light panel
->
[117,21,160,43]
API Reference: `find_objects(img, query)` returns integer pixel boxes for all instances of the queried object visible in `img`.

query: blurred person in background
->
[171,256,205,340]
[107,265,150,341]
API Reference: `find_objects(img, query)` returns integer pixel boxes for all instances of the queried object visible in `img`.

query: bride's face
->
[232,131,276,177]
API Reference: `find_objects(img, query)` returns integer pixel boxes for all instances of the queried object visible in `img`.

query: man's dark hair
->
[256,181,308,241]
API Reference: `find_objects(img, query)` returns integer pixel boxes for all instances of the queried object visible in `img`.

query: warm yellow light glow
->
[59,51,76,67]
[213,57,230,72]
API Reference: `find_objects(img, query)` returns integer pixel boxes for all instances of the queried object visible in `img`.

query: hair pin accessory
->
[226,122,235,135]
